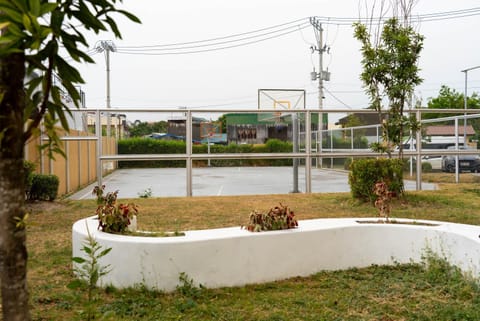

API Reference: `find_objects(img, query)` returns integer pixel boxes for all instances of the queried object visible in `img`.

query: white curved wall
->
[72,217,480,291]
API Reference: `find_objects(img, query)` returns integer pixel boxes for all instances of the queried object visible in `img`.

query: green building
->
[225,112,322,144]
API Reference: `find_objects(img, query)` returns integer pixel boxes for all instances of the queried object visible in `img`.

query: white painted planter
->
[72,217,480,292]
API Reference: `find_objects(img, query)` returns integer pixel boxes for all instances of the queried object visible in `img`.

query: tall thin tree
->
[354,0,423,158]
[0,1,139,320]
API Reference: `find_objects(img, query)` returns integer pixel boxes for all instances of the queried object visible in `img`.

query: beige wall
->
[24,129,117,197]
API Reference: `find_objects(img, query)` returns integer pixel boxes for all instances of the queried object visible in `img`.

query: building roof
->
[425,125,475,136]
[336,111,387,126]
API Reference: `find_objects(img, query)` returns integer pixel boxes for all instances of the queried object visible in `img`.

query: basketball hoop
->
[200,121,222,139]
[273,111,283,126]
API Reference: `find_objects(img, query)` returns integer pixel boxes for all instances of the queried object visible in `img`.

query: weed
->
[69,224,112,321]
[173,273,204,313]
[176,272,204,299]
[138,187,153,198]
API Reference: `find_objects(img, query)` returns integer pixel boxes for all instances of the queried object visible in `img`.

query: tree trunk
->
[0,50,31,320]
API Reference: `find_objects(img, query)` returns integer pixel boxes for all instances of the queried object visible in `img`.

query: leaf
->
[39,2,57,16]
[66,279,84,290]
[82,246,92,255]
[0,6,24,23]
[0,21,10,30]
[99,248,112,258]
[117,10,141,24]
[28,0,40,16]
[72,257,86,264]
[22,13,32,32]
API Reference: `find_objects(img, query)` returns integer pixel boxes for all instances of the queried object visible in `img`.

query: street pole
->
[317,22,323,168]
[461,65,480,146]
[106,45,111,138]
[310,17,330,168]
[96,41,116,138]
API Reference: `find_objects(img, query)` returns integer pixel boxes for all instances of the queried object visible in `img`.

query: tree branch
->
[23,42,56,143]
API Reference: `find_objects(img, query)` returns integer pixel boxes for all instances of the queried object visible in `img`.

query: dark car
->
[441,146,480,173]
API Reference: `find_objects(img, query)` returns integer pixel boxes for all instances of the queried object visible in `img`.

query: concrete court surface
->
[68,167,437,200]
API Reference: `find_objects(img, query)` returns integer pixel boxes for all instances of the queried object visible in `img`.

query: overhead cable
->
[116,23,310,55]
[112,7,480,56]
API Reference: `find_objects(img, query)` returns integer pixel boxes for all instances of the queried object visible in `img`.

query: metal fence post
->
[415,110,422,190]
[455,118,459,183]
[305,111,312,193]
[186,111,193,197]
[292,112,299,193]
[96,109,102,187]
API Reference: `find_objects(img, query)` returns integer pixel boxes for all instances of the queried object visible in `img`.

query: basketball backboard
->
[257,89,305,123]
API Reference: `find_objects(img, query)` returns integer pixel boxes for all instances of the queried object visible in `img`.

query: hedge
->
[348,158,404,202]
[29,174,59,201]
[117,138,294,168]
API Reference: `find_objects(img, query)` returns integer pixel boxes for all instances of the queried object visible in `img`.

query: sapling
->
[70,224,112,320]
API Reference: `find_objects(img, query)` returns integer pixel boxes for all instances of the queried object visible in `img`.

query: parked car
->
[441,146,480,173]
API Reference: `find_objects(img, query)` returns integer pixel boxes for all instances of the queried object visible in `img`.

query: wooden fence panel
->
[24,129,117,198]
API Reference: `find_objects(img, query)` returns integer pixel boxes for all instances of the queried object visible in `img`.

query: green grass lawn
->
[25,180,480,320]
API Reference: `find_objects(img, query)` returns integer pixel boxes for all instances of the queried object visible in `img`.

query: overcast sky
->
[73,0,480,122]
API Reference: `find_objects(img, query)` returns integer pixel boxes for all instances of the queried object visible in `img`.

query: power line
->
[116,21,310,52]
[312,6,480,25]
[116,23,310,55]
[111,7,480,56]
[117,17,308,49]
[323,87,354,109]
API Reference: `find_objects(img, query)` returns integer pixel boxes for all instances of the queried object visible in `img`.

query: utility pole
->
[309,17,331,167]
[96,40,116,138]
[461,65,480,146]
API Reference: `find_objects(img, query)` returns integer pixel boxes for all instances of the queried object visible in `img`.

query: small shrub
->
[244,203,298,232]
[348,158,404,202]
[402,159,433,173]
[422,161,433,173]
[93,185,138,233]
[29,174,59,201]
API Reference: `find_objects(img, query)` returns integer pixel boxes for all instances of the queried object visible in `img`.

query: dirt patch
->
[25,200,67,214]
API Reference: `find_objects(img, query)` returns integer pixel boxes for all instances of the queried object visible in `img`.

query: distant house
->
[423,125,476,146]
[165,116,228,144]
[336,111,387,143]
[87,112,127,139]
[166,116,206,142]
[225,113,320,144]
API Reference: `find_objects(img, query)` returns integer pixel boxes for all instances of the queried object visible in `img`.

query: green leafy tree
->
[353,2,423,158]
[342,114,365,138]
[217,114,227,133]
[425,85,480,140]
[425,85,480,118]
[0,1,139,320]
[151,120,168,133]
[128,120,168,137]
